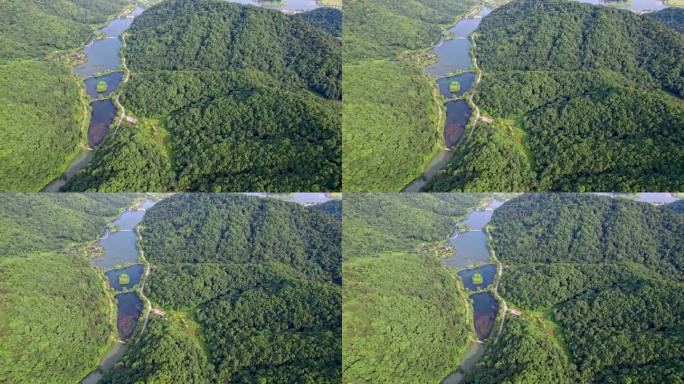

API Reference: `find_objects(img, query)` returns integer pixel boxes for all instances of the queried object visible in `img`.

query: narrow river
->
[81,198,158,384]
[442,197,506,384]
[404,7,491,192]
[44,6,144,192]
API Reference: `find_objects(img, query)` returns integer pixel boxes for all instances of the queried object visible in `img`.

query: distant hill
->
[67,0,342,192]
[430,0,684,192]
[104,194,341,383]
[647,7,684,34]
[296,7,342,37]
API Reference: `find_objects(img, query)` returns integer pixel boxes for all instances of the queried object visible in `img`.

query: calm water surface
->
[115,292,144,340]
[84,72,124,99]
[471,292,499,340]
[437,73,476,99]
[106,264,145,291]
[444,101,472,148]
[458,264,497,291]
[576,0,666,11]
[88,100,117,147]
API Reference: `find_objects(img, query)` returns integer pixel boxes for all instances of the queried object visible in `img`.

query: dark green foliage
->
[65,123,176,192]
[343,193,484,259]
[0,251,112,383]
[70,0,342,192]
[0,194,133,256]
[343,0,475,60]
[342,0,478,192]
[141,194,341,282]
[343,252,471,384]
[647,7,684,33]
[103,317,215,384]
[199,278,341,383]
[490,194,684,275]
[664,199,684,214]
[108,194,342,382]
[295,8,342,37]
[127,0,340,99]
[313,199,342,219]
[478,193,684,383]
[343,61,440,191]
[0,0,129,60]
[437,0,684,192]
[0,60,82,191]
[476,0,684,97]
[463,317,570,384]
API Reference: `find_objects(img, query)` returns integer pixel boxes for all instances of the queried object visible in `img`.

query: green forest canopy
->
[105,194,342,383]
[343,194,486,383]
[0,0,133,191]
[464,194,684,383]
[342,0,477,192]
[432,0,684,192]
[68,0,342,192]
[0,194,135,383]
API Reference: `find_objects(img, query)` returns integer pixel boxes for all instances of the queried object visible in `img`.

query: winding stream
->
[81,198,158,384]
[404,8,491,192]
[44,7,144,192]
[442,198,506,383]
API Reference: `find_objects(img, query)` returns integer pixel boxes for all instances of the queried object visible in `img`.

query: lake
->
[446,231,491,269]
[437,72,476,99]
[471,292,499,340]
[105,264,145,291]
[88,100,117,148]
[458,264,497,291]
[115,292,144,340]
[444,101,472,148]
[84,72,124,99]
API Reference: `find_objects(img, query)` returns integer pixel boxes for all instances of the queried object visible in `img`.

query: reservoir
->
[88,100,117,148]
[115,292,144,341]
[84,72,124,98]
[437,73,476,99]
[458,264,497,291]
[444,101,472,148]
[471,292,499,340]
[105,264,145,291]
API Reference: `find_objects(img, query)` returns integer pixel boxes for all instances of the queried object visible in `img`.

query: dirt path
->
[136,225,152,337]
[486,230,508,343]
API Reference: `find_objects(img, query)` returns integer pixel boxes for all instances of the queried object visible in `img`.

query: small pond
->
[437,72,476,99]
[105,264,145,291]
[458,264,497,291]
[88,100,117,148]
[115,292,144,341]
[84,72,124,99]
[471,292,499,340]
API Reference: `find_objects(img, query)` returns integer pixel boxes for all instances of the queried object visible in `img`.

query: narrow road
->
[136,225,152,337]
[486,230,508,343]
[111,33,130,137]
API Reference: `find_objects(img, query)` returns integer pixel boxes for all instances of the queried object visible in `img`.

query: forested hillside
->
[0,194,135,383]
[464,194,684,383]
[295,7,342,37]
[432,0,684,192]
[647,7,684,33]
[105,194,341,383]
[343,193,484,259]
[68,0,342,192]
[342,0,476,191]
[343,194,486,383]
[0,0,132,191]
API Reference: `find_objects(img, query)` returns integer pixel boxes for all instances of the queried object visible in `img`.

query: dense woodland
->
[342,194,488,383]
[434,0,684,191]
[70,0,342,192]
[0,0,136,191]
[0,195,135,383]
[343,193,484,259]
[647,7,684,33]
[342,0,478,191]
[343,252,471,383]
[463,194,684,383]
[105,194,342,383]
[295,8,342,37]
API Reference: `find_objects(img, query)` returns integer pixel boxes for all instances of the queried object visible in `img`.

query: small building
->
[126,116,138,125]
[152,308,166,317]
[509,308,521,317]
[480,116,493,124]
